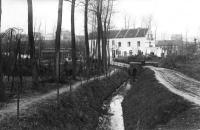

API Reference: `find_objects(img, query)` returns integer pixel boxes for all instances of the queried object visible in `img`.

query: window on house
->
[129,50,133,56]
[137,41,140,47]
[112,50,115,58]
[112,40,115,46]
[149,42,153,47]
[128,42,131,47]
[118,42,121,47]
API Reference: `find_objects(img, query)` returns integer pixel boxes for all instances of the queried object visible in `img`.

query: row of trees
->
[55,0,115,82]
[0,0,115,101]
[89,0,114,71]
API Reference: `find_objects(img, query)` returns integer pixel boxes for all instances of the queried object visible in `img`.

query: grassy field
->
[122,68,192,130]
[155,105,200,130]
[174,63,200,81]
[0,70,128,130]
[160,55,200,81]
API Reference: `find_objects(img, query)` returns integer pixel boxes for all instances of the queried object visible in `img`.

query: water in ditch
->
[97,81,131,130]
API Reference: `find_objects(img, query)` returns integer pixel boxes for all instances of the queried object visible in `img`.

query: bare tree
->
[89,11,97,58]
[132,17,136,29]
[88,0,115,71]
[55,0,63,105]
[96,0,103,69]
[84,0,90,66]
[102,0,113,71]
[141,15,153,29]
[15,30,23,120]
[27,0,39,89]
[71,0,77,79]
[124,15,130,29]
[104,0,114,67]
[0,0,6,101]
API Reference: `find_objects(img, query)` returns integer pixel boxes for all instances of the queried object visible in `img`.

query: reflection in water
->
[97,82,131,130]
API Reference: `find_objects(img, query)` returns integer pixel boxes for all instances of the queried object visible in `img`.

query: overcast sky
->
[2,0,200,40]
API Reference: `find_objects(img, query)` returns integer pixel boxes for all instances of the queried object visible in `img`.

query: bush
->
[114,54,160,64]
[0,70,129,130]
[160,55,177,68]
[0,81,7,102]
[160,55,189,68]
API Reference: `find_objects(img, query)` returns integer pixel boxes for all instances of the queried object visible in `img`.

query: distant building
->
[34,32,44,41]
[61,31,71,41]
[40,48,83,63]
[89,28,163,59]
[156,39,200,56]
[156,40,183,55]
[44,33,55,40]
[41,48,71,62]
[44,30,84,41]
[171,34,183,41]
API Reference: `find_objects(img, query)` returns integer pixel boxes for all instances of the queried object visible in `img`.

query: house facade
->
[89,28,163,59]
[156,40,182,55]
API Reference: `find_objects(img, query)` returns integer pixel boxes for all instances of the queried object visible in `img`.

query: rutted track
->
[146,66,200,106]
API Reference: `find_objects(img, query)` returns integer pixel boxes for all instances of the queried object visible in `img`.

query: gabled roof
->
[89,28,148,39]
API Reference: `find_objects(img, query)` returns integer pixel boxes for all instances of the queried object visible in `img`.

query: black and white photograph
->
[0,0,200,129]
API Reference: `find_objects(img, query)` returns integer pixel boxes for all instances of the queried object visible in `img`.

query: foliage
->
[114,54,160,64]
[159,54,198,69]
[0,70,129,130]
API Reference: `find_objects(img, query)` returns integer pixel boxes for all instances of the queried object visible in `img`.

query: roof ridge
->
[124,29,130,38]
[115,29,122,38]
[135,28,140,37]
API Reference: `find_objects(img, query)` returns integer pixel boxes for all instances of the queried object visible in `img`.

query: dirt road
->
[0,70,116,122]
[146,66,200,106]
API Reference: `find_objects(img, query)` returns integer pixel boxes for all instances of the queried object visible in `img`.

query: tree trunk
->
[103,0,112,71]
[102,0,109,71]
[84,0,89,66]
[55,0,63,83]
[102,23,107,71]
[71,0,77,79]
[0,0,6,102]
[55,0,63,107]
[27,0,39,89]
[105,0,113,69]
[96,0,103,68]
[17,38,23,120]
[107,0,113,66]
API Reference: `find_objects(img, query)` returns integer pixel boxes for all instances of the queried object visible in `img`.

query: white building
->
[89,28,163,59]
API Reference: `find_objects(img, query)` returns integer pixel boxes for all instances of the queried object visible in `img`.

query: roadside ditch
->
[0,70,129,130]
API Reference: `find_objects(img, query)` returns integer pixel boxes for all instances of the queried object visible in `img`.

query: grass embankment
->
[0,70,128,130]
[174,63,200,81]
[160,55,200,81]
[122,68,191,130]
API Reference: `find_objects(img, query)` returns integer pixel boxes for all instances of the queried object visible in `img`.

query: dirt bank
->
[0,70,128,130]
[122,68,192,130]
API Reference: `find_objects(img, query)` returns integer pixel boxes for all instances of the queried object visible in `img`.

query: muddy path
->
[146,66,200,106]
[0,70,116,122]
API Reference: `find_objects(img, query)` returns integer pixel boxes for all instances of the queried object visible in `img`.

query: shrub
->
[0,70,129,130]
